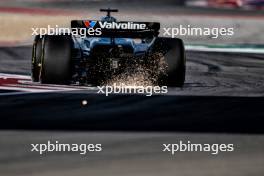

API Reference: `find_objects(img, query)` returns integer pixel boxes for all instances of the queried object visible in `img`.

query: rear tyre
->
[152,37,186,87]
[31,35,42,82]
[40,35,72,84]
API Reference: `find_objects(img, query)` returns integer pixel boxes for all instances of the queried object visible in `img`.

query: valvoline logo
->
[83,20,97,28]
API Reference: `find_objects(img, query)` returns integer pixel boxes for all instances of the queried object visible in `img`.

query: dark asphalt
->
[0,93,264,133]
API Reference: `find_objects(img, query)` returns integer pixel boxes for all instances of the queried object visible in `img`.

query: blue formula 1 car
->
[32,9,186,87]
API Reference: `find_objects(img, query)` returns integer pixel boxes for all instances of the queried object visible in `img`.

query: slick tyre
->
[31,35,42,82]
[153,37,186,87]
[40,35,72,84]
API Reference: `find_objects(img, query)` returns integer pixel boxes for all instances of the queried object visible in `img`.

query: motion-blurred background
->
[0,0,263,45]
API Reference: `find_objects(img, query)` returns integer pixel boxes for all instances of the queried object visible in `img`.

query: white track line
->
[0,73,31,79]
[0,73,97,95]
[186,45,264,54]
[0,91,40,96]
[0,86,61,92]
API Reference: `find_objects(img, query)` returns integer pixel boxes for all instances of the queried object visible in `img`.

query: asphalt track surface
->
[0,46,264,175]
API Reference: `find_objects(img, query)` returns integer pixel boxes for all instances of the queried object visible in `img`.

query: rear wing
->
[71,20,160,38]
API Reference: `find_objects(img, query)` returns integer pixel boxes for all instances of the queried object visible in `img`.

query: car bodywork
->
[70,9,161,84]
[32,9,186,87]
